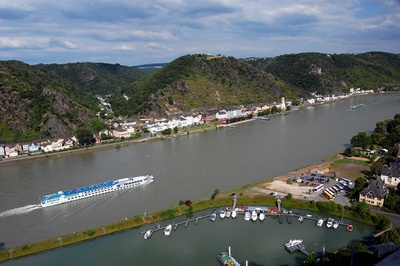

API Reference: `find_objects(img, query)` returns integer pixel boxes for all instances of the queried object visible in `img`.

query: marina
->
[139,205,354,239]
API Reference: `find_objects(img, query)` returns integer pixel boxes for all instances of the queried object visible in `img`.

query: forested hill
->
[243,52,400,95]
[1,52,399,141]
[110,54,304,117]
[35,62,146,96]
[0,60,98,142]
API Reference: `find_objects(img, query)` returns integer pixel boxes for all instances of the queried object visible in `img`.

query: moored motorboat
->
[326,218,334,228]
[220,210,226,219]
[164,224,172,236]
[210,213,217,221]
[347,224,353,232]
[259,210,265,221]
[284,239,304,252]
[143,230,153,240]
[251,210,258,221]
[231,210,237,219]
[217,246,240,266]
[298,216,304,222]
[317,219,323,227]
[333,220,339,229]
[226,211,231,218]
[244,210,251,221]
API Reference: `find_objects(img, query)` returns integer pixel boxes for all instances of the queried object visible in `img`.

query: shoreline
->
[0,120,257,166]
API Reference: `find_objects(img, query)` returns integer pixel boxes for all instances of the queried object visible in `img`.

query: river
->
[0,93,399,265]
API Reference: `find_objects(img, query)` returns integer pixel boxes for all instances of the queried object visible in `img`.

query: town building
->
[380,145,400,188]
[359,178,388,207]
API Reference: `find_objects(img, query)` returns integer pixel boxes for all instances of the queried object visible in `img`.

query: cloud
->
[0,0,399,65]
[146,42,173,51]
[114,44,135,51]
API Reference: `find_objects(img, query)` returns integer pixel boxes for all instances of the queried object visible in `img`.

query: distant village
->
[0,88,374,160]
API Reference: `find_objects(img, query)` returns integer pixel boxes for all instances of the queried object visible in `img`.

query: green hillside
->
[0,60,98,142]
[35,62,146,95]
[111,54,303,116]
[244,52,400,95]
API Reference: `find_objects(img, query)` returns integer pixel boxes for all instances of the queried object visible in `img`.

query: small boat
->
[244,210,251,221]
[220,210,226,219]
[217,246,240,266]
[210,213,217,221]
[349,103,365,110]
[298,216,304,222]
[326,218,334,228]
[284,239,304,252]
[347,224,353,232]
[226,211,231,218]
[333,220,339,229]
[164,224,172,236]
[259,211,265,221]
[306,214,312,218]
[231,210,237,219]
[143,230,152,240]
[317,219,323,227]
[251,210,258,221]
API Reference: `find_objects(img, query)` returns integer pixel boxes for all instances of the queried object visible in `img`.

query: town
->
[0,88,373,160]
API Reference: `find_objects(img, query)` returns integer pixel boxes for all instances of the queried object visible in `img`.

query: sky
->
[0,0,399,66]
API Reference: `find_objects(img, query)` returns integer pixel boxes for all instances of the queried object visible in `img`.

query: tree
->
[90,118,106,133]
[370,160,384,176]
[380,228,400,245]
[76,128,94,146]
[356,200,370,218]
[350,132,371,150]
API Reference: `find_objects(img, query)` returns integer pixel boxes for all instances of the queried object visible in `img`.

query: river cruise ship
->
[40,175,154,207]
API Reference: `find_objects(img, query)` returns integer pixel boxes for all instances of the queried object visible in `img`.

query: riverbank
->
[0,152,371,262]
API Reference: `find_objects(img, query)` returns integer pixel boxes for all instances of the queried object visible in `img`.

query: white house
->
[28,142,40,152]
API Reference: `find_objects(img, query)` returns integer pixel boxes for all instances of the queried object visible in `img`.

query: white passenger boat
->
[219,210,226,219]
[226,211,231,218]
[244,210,251,221]
[317,219,324,227]
[251,210,258,221]
[40,175,154,207]
[164,224,172,236]
[143,230,152,240]
[231,210,237,219]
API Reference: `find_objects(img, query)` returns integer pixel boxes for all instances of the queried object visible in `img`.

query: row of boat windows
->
[44,183,140,202]
[66,183,138,200]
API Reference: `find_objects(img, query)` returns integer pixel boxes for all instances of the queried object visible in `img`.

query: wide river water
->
[0,93,399,265]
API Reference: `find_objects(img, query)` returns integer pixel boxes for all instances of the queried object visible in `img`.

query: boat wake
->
[0,204,42,218]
